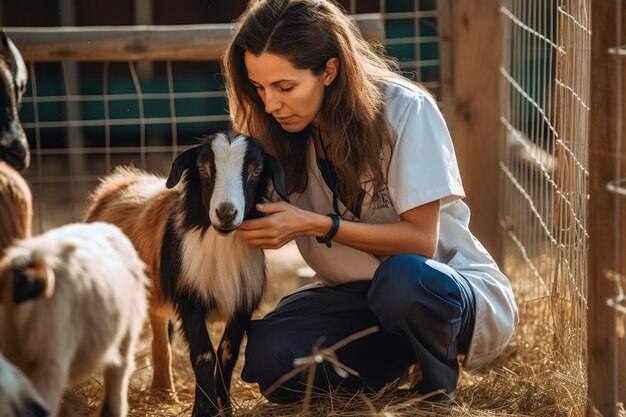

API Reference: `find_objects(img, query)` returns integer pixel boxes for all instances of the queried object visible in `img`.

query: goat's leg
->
[99,333,134,417]
[215,311,250,415]
[149,311,178,401]
[26,359,69,417]
[178,299,219,417]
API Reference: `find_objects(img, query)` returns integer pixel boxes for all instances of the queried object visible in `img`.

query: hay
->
[59,243,586,417]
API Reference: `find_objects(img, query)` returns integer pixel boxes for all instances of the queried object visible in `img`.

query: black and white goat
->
[0,31,29,171]
[86,131,288,417]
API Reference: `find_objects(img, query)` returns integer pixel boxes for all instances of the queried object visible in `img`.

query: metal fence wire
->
[14,2,447,233]
[499,0,590,413]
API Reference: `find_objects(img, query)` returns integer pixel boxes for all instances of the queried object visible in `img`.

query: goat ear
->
[166,145,199,189]
[262,153,289,202]
[1,31,28,102]
[0,31,9,57]
[12,259,55,304]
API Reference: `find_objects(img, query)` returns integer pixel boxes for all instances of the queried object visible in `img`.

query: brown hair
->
[223,0,417,208]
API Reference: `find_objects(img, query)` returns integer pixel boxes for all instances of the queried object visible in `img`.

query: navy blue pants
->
[242,255,475,402]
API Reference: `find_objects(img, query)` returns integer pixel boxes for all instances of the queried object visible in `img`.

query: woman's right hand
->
[238,202,331,249]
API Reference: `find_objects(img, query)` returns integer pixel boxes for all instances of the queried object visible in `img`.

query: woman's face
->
[244,52,337,132]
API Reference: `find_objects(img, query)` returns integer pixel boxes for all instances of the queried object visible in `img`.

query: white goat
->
[0,353,48,417]
[0,222,148,417]
[0,160,32,255]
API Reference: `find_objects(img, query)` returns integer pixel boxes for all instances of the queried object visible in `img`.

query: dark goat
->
[86,131,288,417]
[0,31,29,171]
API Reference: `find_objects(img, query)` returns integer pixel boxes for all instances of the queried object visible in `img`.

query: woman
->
[222,0,518,403]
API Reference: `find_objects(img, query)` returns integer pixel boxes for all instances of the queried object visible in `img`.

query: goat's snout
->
[9,139,27,161]
[0,133,29,171]
[215,202,239,228]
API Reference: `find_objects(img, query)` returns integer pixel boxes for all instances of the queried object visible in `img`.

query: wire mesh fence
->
[499,0,590,412]
[21,59,229,232]
[12,2,449,234]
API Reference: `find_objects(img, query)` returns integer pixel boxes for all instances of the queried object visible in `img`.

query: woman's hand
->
[238,202,330,249]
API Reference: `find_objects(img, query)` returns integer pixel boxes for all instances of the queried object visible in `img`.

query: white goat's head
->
[0,31,28,171]
[166,131,289,234]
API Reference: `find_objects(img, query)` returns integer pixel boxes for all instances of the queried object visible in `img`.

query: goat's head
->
[0,31,28,171]
[166,131,289,234]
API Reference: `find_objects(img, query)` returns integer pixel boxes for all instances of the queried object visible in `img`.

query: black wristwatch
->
[316,214,340,248]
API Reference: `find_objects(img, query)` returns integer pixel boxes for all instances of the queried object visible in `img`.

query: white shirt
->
[289,80,518,370]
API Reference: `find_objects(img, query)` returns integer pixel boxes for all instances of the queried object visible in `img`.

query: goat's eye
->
[252,168,261,177]
[198,166,209,176]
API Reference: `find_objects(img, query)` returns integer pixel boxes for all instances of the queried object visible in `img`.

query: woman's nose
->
[264,92,282,113]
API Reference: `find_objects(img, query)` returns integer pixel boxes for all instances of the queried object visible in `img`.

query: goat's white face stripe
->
[209,133,247,227]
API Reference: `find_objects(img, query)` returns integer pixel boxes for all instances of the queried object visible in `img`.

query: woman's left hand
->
[238,202,322,249]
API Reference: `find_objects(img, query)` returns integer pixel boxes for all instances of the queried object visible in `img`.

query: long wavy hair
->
[223,0,419,208]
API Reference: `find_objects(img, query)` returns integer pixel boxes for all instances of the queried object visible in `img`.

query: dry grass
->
[58,243,586,417]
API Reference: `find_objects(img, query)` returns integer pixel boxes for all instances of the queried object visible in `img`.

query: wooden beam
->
[588,1,626,415]
[437,0,455,135]
[3,14,383,62]
[448,0,502,262]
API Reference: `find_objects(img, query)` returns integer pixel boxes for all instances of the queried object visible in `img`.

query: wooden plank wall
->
[447,0,503,262]
[588,1,626,416]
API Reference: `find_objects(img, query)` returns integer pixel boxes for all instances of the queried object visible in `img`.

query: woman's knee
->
[368,255,464,328]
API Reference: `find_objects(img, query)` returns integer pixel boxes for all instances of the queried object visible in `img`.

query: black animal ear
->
[262,153,289,203]
[1,31,28,102]
[12,260,55,304]
[166,145,200,189]
[0,31,9,56]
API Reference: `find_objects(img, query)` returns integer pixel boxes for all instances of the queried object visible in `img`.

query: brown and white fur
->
[0,160,32,255]
[0,222,148,417]
[0,353,48,417]
[0,31,29,171]
[85,131,288,417]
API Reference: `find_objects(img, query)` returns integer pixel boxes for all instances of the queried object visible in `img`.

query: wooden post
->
[437,0,455,136]
[588,1,626,416]
[448,0,502,262]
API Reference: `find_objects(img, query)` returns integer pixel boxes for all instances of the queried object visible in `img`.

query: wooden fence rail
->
[4,14,383,62]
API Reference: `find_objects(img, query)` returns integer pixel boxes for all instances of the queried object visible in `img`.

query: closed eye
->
[248,165,262,179]
[250,82,293,93]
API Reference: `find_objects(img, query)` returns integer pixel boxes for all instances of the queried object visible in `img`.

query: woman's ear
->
[323,57,339,86]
